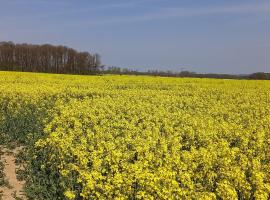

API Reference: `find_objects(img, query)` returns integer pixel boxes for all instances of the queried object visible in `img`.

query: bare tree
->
[0,41,102,75]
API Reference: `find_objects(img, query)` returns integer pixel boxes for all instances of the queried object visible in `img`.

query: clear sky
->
[0,0,270,74]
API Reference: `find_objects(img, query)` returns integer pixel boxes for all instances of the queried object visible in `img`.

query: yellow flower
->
[64,190,76,200]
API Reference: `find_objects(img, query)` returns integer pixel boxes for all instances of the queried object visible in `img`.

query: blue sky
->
[0,0,270,74]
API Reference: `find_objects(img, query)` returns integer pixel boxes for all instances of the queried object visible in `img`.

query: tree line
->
[0,41,102,74]
[102,67,270,80]
[0,41,269,80]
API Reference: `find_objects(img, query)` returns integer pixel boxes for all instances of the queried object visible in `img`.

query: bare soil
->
[0,146,26,200]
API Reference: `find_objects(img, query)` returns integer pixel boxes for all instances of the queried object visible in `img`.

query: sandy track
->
[0,147,26,200]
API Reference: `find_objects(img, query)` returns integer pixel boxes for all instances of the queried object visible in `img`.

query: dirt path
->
[0,147,26,200]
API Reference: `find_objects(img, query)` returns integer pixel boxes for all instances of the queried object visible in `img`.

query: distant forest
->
[0,41,101,74]
[0,41,269,80]
[104,67,270,80]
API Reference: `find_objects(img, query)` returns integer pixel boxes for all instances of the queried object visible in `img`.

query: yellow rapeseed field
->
[0,71,270,199]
